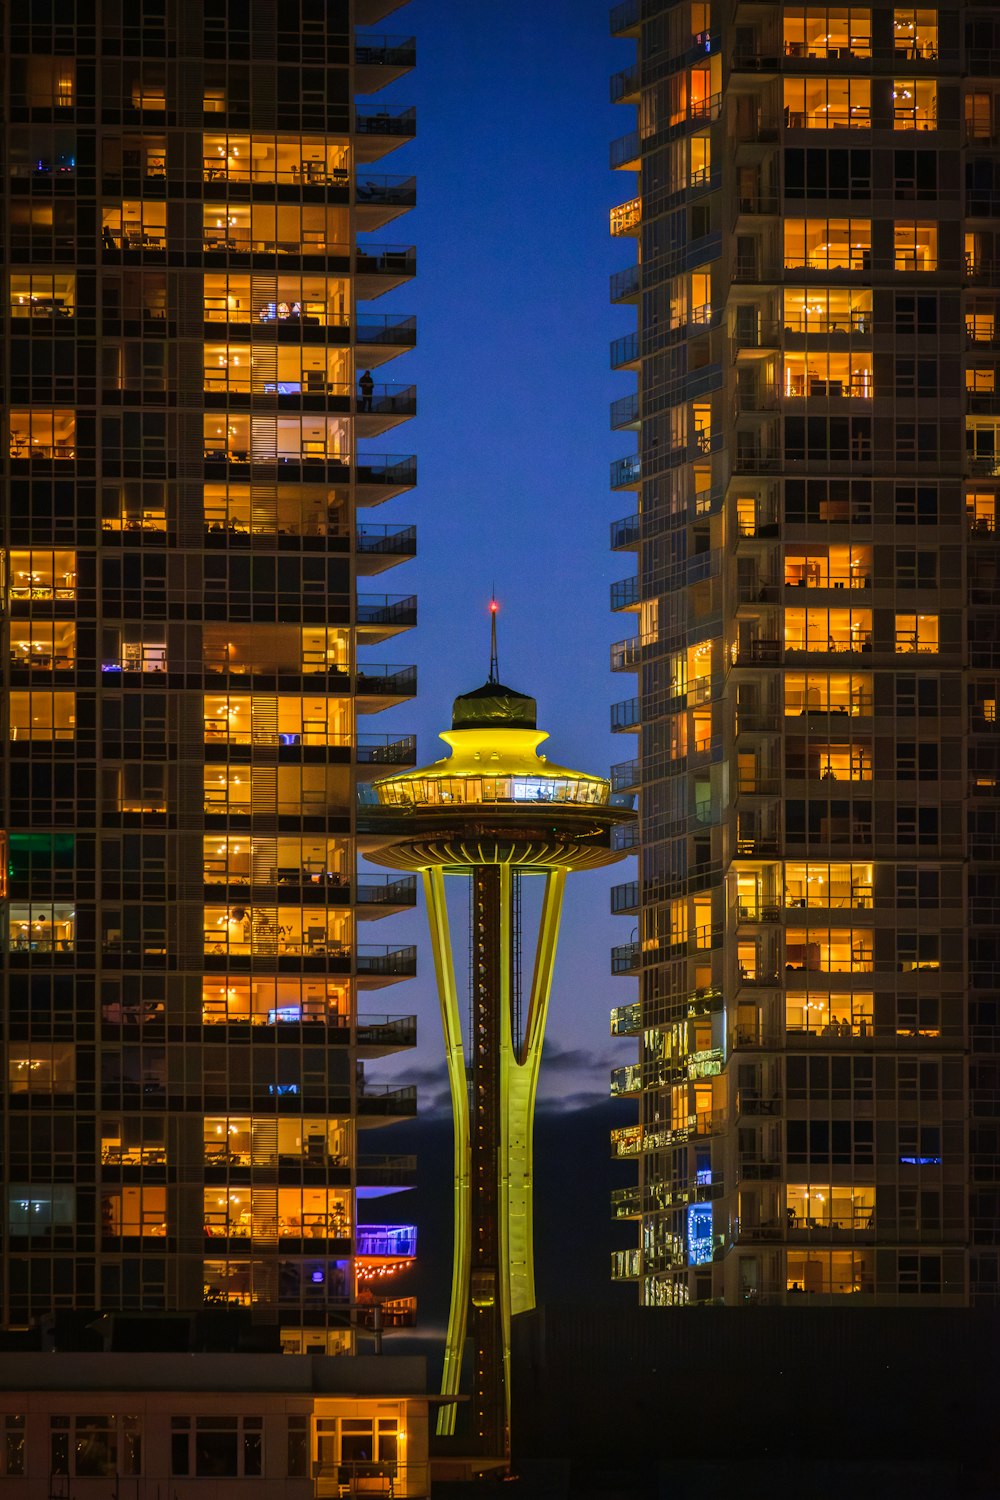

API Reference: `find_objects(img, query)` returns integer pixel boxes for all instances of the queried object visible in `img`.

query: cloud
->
[541,1036,616,1074]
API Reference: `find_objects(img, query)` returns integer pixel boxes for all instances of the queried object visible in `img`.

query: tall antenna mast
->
[488,595,499,684]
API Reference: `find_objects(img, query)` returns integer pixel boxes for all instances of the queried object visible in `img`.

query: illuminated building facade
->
[0,0,421,1388]
[608,0,1000,1305]
[362,664,632,1457]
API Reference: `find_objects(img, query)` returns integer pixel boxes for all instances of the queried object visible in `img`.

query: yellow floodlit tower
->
[360,616,633,1457]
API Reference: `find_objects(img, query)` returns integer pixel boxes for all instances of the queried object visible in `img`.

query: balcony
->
[612,940,639,975]
[356,1013,417,1051]
[355,454,416,504]
[356,593,417,641]
[354,34,416,92]
[610,65,639,105]
[354,242,416,297]
[611,392,639,430]
[611,758,640,793]
[357,1154,417,1189]
[611,454,641,490]
[355,875,418,915]
[611,636,640,671]
[355,663,416,709]
[610,1000,641,1036]
[611,130,640,171]
[356,945,417,985]
[610,575,639,611]
[611,512,640,550]
[611,880,639,915]
[610,330,640,370]
[355,383,417,439]
[353,105,416,164]
[610,264,640,304]
[355,522,416,574]
[355,733,417,772]
[610,0,640,37]
[355,1224,417,1258]
[610,196,642,237]
[610,1063,642,1097]
[611,697,639,733]
[611,1184,641,1219]
[357,1084,417,1119]
[355,173,417,232]
[355,312,417,360]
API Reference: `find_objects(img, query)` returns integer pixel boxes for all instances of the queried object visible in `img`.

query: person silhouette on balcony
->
[358,369,374,412]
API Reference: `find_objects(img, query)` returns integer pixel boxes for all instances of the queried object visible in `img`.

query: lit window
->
[892,79,936,129]
[783,7,872,58]
[784,76,870,129]
[893,7,938,60]
[894,221,937,271]
[894,613,938,653]
[784,218,870,271]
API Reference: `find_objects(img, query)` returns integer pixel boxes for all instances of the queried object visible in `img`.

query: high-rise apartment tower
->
[609,0,1000,1306]
[1,0,420,1359]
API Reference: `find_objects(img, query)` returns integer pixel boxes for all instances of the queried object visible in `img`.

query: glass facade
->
[609,0,1000,1306]
[1,0,419,1351]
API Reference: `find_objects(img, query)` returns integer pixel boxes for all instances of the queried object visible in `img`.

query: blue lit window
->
[687,1203,713,1266]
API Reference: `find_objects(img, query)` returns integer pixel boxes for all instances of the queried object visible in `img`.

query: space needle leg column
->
[469,863,508,1457]
[422,868,470,1438]
[501,866,566,1343]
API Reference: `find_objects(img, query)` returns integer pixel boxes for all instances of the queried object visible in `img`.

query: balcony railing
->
[354,35,417,68]
[610,1001,641,1036]
[610,264,640,303]
[354,105,417,138]
[611,698,639,732]
[610,0,639,35]
[355,664,416,696]
[356,593,417,628]
[610,330,639,369]
[611,880,639,914]
[610,130,640,170]
[355,312,417,347]
[611,636,640,671]
[355,877,418,910]
[611,454,641,489]
[611,940,639,974]
[610,758,639,793]
[356,174,417,209]
[611,512,640,549]
[356,945,417,978]
[355,455,417,488]
[610,65,639,104]
[610,575,639,610]
[357,1084,417,1116]
[611,392,639,429]
[356,523,417,558]
[355,243,416,278]
[356,1012,417,1046]
[610,196,642,236]
[356,733,417,766]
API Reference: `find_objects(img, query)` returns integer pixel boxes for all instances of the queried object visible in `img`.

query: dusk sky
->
[362,0,638,1113]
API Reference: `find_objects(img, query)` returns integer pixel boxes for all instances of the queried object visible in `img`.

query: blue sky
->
[360,0,638,1108]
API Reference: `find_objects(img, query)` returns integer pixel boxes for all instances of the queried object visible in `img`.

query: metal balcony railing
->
[355,664,416,696]
[610,330,639,368]
[611,697,639,733]
[357,593,417,628]
[611,454,641,489]
[356,946,417,978]
[356,733,417,765]
[610,264,640,302]
[611,392,639,429]
[611,940,640,974]
[356,523,417,558]
[610,64,639,103]
[355,877,418,909]
[354,34,416,68]
[354,105,416,137]
[610,513,639,550]
[611,758,639,793]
